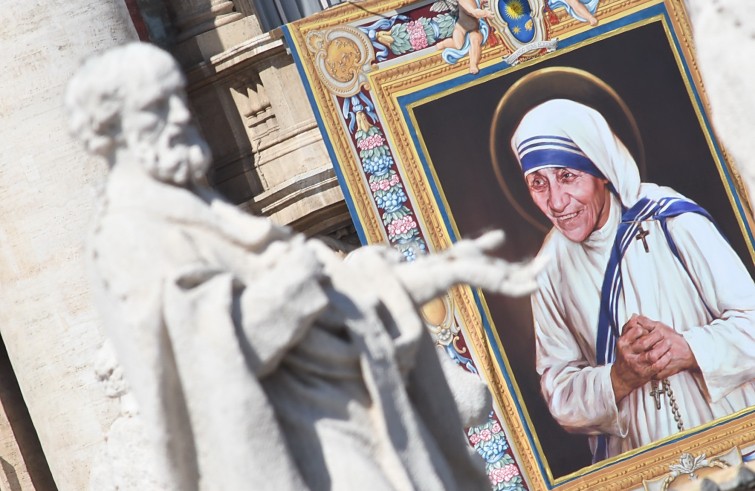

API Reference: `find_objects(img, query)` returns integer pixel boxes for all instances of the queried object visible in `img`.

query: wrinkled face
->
[124,85,211,185]
[526,167,611,243]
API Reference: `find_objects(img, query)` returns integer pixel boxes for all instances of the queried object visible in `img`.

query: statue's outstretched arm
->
[393,230,547,305]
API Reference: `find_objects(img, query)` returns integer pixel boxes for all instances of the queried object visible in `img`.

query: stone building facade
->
[132,0,353,238]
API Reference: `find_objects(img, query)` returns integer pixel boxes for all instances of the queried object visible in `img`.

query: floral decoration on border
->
[469,413,527,490]
[341,90,427,262]
[359,9,457,62]
[357,2,506,65]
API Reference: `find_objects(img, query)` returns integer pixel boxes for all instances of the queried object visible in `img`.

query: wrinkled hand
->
[395,230,548,305]
[632,315,698,380]
[610,314,671,403]
[610,315,698,403]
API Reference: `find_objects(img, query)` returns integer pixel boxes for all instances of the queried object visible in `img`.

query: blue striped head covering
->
[512,99,642,207]
[516,134,606,180]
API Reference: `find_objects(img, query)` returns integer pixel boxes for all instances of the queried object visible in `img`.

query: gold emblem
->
[324,37,361,83]
[306,26,375,97]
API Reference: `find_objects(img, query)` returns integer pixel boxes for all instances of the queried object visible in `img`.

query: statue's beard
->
[134,123,211,186]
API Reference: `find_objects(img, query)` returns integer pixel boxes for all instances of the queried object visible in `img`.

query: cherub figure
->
[548,0,599,26]
[497,0,597,43]
[434,0,494,74]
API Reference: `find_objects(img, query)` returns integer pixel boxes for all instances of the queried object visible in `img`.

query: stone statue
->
[65,43,542,491]
[684,0,755,203]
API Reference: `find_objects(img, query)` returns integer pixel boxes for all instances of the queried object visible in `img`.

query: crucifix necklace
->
[635,225,650,253]
[649,380,663,410]
[649,380,685,432]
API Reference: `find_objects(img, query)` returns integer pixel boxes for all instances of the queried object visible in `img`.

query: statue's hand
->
[448,230,547,295]
[250,235,327,308]
[395,230,547,305]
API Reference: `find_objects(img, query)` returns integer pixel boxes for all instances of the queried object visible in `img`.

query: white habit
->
[513,100,755,460]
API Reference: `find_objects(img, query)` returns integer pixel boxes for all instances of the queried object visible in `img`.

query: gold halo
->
[489,67,646,232]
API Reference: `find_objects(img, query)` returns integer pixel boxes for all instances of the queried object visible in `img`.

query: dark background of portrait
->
[413,21,755,479]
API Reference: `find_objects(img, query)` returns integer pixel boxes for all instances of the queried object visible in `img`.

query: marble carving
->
[685,0,755,200]
[65,43,542,490]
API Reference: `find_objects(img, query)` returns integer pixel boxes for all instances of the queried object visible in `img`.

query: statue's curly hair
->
[65,43,184,159]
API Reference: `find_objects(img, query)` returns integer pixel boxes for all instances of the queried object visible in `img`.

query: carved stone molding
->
[167,0,243,41]
[185,31,287,89]
[241,165,346,235]
[229,72,278,147]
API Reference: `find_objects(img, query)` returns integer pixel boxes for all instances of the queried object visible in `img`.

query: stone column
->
[166,0,243,41]
[0,1,138,488]
[163,0,263,67]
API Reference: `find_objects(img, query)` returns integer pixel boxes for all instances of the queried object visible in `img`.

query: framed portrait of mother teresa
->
[284,0,755,488]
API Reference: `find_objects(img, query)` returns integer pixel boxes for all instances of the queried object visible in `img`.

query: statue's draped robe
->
[533,192,755,459]
[90,168,487,490]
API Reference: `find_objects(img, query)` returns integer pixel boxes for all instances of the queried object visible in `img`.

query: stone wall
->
[0,1,139,489]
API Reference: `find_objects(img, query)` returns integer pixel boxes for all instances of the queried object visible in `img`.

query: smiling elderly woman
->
[512,98,755,462]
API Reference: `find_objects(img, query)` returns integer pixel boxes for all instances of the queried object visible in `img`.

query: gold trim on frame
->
[287,0,755,489]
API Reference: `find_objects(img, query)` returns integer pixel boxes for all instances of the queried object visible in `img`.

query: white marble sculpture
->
[88,341,169,490]
[685,0,755,201]
[65,43,543,491]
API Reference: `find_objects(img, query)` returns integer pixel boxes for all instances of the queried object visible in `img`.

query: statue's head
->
[65,43,211,186]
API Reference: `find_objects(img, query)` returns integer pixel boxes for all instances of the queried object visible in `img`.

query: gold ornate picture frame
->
[283,1,755,488]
